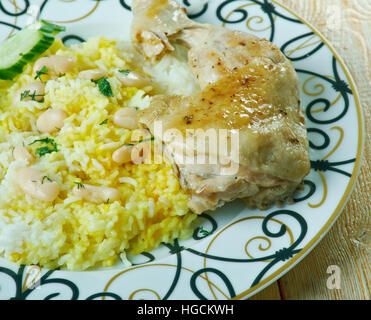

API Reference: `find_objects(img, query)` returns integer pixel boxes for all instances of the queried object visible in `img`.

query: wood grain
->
[249,0,371,300]
[249,282,281,300]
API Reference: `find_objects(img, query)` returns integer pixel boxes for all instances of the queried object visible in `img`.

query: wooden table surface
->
[249,0,370,300]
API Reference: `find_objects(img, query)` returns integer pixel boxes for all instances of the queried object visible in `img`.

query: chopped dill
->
[20,90,44,101]
[42,176,52,184]
[30,137,58,157]
[34,65,48,81]
[74,182,85,189]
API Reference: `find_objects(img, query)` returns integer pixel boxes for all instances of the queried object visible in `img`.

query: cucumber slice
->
[0,21,65,80]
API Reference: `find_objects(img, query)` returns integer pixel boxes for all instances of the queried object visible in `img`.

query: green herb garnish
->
[199,226,211,237]
[34,66,48,81]
[119,69,131,76]
[99,119,108,125]
[92,77,113,97]
[30,137,58,157]
[74,182,85,189]
[138,137,155,144]
[106,198,110,204]
[35,146,54,157]
[20,90,44,101]
[42,176,53,184]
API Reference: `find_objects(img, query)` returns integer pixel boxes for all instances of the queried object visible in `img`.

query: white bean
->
[112,145,134,164]
[33,55,74,77]
[78,69,107,81]
[13,146,34,165]
[36,109,67,133]
[113,107,139,129]
[13,82,45,105]
[16,167,59,202]
[116,70,151,88]
[73,184,120,204]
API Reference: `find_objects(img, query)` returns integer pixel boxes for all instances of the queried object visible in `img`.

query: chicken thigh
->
[131,0,311,213]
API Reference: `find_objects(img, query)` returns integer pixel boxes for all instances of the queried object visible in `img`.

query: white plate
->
[0,0,364,300]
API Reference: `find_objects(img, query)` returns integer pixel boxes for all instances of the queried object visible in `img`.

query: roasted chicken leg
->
[131,0,311,213]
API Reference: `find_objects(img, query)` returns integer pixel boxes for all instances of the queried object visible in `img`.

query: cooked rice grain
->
[0,37,199,270]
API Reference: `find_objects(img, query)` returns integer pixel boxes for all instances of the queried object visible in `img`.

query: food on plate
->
[0,28,197,271]
[133,0,311,213]
[0,0,310,271]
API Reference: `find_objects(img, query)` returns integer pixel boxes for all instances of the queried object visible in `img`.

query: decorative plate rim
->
[232,0,364,300]
[0,0,364,300]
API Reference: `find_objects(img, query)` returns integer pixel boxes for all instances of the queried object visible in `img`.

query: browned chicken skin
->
[131,0,311,213]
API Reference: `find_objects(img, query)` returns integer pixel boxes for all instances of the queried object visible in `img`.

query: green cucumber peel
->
[0,20,65,80]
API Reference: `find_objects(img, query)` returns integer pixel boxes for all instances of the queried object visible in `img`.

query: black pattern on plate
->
[0,0,361,300]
